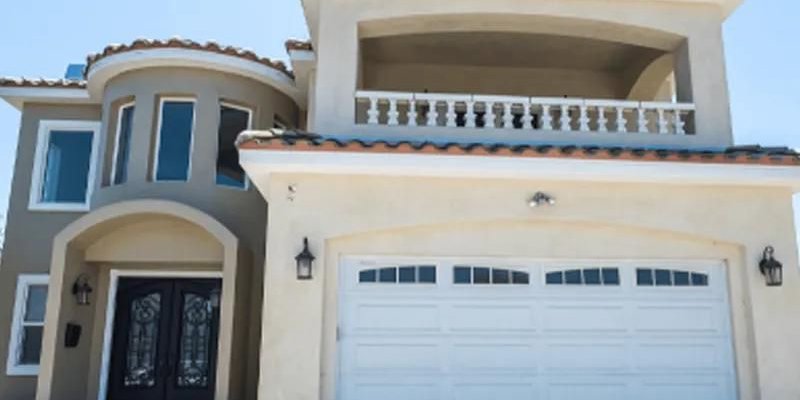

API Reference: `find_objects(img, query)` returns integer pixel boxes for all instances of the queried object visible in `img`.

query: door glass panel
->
[124,292,161,388]
[177,293,213,388]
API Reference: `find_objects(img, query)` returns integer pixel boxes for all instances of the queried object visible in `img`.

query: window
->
[359,265,436,284]
[636,268,709,287]
[111,103,135,185]
[453,266,529,285]
[154,99,195,181]
[546,268,620,286]
[29,120,100,211]
[6,275,48,376]
[216,103,252,189]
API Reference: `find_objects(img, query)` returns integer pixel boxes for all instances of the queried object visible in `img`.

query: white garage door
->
[338,258,737,400]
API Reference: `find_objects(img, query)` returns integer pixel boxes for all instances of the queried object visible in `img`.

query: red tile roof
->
[0,77,86,89]
[85,38,293,79]
[238,130,800,167]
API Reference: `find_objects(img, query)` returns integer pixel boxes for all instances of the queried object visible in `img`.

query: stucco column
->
[684,26,733,146]
[310,2,359,135]
[127,91,156,184]
[191,93,219,184]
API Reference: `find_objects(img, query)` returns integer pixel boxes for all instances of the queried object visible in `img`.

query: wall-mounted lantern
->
[759,246,783,287]
[529,192,556,208]
[72,274,93,306]
[295,237,316,280]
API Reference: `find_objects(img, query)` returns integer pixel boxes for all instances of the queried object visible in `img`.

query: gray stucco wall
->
[0,67,299,400]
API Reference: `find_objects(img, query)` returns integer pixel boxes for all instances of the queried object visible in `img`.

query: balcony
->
[356,91,695,136]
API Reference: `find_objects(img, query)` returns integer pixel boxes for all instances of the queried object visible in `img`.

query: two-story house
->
[1,0,800,399]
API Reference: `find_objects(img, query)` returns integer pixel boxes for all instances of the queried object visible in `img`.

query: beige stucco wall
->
[312,0,733,147]
[255,173,800,400]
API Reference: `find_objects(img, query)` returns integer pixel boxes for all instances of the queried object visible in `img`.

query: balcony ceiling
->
[361,32,666,71]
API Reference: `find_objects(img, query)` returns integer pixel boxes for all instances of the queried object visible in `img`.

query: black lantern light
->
[72,274,93,306]
[759,246,783,287]
[295,237,316,280]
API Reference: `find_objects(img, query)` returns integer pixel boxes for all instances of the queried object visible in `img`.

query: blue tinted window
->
[512,271,529,284]
[655,269,672,286]
[546,272,563,285]
[378,267,396,283]
[637,269,654,286]
[359,269,376,283]
[418,266,436,283]
[113,105,135,185]
[454,267,471,284]
[155,100,194,181]
[492,269,510,284]
[216,104,250,188]
[601,268,620,285]
[398,266,415,283]
[583,269,601,285]
[691,272,709,286]
[673,271,690,286]
[473,267,490,284]
[564,269,582,284]
[41,130,93,203]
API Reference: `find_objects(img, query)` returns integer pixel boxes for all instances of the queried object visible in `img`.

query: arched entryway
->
[34,200,243,400]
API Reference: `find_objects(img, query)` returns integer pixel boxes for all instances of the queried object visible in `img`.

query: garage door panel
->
[350,342,441,371]
[448,304,536,332]
[350,303,441,332]
[635,341,731,371]
[636,378,734,400]
[452,381,538,400]
[542,304,627,333]
[634,304,725,334]
[545,382,629,400]
[349,381,441,400]
[450,342,537,371]
[543,342,628,371]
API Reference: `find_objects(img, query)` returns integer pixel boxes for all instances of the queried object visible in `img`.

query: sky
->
[0,0,798,243]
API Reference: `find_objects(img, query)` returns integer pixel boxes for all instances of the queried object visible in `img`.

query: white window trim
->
[28,120,101,212]
[110,101,135,186]
[152,97,197,182]
[6,274,49,376]
[217,101,252,190]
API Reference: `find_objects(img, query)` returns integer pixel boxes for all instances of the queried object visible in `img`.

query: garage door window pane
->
[359,269,377,283]
[473,267,490,284]
[454,267,471,284]
[546,272,563,284]
[637,269,654,286]
[601,268,620,285]
[512,271,529,284]
[691,272,709,286]
[418,266,436,283]
[492,269,510,284]
[378,268,397,283]
[655,269,672,286]
[583,269,601,285]
[673,271,690,286]
[398,267,415,283]
[564,269,582,284]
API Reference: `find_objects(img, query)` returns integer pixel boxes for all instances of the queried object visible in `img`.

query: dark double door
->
[108,278,221,400]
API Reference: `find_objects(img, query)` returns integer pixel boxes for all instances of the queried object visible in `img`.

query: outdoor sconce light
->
[72,274,93,306]
[529,192,556,208]
[759,246,783,287]
[295,237,316,280]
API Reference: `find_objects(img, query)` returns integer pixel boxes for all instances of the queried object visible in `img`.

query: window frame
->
[6,274,49,376]
[110,101,135,186]
[28,120,101,212]
[216,101,253,190]
[152,97,197,182]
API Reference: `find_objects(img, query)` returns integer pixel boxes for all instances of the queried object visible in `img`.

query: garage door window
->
[636,268,709,286]
[453,266,529,285]
[545,268,620,286]
[359,265,436,284]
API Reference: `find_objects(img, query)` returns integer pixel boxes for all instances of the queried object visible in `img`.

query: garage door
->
[338,258,737,400]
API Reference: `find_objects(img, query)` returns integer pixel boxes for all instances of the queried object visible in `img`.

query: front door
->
[108,278,221,400]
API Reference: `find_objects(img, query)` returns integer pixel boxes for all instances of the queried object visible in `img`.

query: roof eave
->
[0,87,94,110]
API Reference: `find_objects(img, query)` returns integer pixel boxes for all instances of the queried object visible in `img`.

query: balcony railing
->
[355,91,696,135]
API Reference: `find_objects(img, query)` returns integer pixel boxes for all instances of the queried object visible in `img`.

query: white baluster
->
[367,96,379,125]
[637,108,648,133]
[597,106,608,133]
[616,107,627,133]
[484,102,496,128]
[657,108,668,134]
[522,103,534,130]
[675,109,686,135]
[387,98,399,126]
[560,104,571,132]
[541,104,553,131]
[407,99,417,127]
[578,104,590,132]
[465,100,476,128]
[426,100,437,127]
[446,100,457,128]
[502,102,514,129]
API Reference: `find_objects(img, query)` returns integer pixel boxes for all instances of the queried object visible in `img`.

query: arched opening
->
[35,200,246,400]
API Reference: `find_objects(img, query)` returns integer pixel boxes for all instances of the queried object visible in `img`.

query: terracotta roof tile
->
[0,77,87,89]
[85,37,293,79]
[285,39,313,52]
[237,130,800,167]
